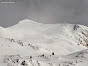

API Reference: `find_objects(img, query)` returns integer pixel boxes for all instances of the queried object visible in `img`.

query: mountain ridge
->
[0,19,88,66]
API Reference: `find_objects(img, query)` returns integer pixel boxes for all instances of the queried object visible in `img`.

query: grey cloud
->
[0,0,88,27]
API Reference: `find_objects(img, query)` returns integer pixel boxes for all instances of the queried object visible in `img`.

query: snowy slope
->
[0,19,88,66]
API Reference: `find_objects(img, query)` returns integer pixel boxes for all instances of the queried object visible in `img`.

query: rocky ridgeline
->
[3,54,55,66]
[6,38,55,55]
[3,54,84,66]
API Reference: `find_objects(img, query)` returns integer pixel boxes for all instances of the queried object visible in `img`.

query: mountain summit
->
[0,19,88,66]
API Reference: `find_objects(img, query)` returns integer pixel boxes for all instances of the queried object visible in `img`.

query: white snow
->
[0,19,88,66]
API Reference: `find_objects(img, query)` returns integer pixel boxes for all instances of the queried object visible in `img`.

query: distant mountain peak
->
[17,19,41,25]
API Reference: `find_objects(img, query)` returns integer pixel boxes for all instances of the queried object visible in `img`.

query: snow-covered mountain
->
[0,19,88,66]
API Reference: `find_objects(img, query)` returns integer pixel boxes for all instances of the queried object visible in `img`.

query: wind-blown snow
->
[0,19,88,66]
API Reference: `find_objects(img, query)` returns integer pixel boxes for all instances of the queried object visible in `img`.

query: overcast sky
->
[0,0,88,27]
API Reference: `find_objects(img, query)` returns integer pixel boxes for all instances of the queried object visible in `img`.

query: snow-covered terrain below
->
[0,19,88,66]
